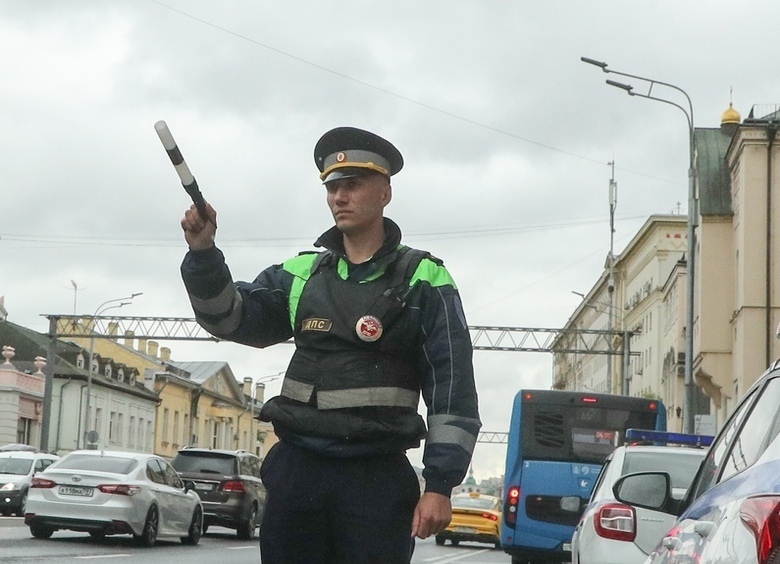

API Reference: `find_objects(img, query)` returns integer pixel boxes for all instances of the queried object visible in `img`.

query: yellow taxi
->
[435,491,502,548]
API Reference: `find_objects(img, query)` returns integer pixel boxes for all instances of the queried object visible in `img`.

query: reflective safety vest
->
[259,246,431,444]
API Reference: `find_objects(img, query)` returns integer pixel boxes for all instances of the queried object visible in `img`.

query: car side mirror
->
[183,479,196,493]
[613,471,680,515]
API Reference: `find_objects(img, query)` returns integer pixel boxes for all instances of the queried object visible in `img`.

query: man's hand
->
[181,202,217,251]
[411,492,451,539]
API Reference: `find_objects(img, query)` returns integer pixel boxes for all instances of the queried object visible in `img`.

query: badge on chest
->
[355,315,383,342]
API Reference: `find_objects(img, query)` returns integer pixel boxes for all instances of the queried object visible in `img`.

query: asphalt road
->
[0,516,511,563]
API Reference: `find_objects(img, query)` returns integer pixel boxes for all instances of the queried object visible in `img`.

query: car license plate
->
[195,483,213,491]
[455,526,476,534]
[562,542,572,551]
[59,486,93,497]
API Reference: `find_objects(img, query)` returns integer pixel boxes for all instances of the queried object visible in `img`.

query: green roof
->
[694,127,733,217]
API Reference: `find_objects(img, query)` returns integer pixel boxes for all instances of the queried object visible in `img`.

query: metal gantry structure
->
[39,315,636,449]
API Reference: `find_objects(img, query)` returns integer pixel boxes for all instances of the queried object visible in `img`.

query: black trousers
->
[259,441,420,564]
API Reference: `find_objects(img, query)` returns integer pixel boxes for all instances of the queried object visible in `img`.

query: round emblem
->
[355,315,383,342]
[336,151,347,162]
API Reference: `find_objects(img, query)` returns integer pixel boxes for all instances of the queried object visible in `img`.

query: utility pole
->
[607,162,618,394]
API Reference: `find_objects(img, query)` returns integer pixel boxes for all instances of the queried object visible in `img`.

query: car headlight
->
[0,482,20,491]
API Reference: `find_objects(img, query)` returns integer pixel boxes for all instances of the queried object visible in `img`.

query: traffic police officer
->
[180,126,481,563]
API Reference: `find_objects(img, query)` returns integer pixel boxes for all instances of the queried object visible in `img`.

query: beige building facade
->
[554,103,780,434]
[61,320,274,460]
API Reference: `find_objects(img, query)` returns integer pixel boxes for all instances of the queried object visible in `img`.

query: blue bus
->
[501,389,666,563]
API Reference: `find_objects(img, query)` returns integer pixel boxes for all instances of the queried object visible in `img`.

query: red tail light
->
[31,477,56,489]
[222,481,246,492]
[594,503,636,542]
[482,513,498,521]
[98,484,141,496]
[504,486,521,526]
[740,496,780,563]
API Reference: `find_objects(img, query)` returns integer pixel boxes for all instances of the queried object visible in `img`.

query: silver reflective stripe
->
[281,378,315,403]
[189,283,239,316]
[427,414,480,452]
[195,291,245,336]
[317,387,419,410]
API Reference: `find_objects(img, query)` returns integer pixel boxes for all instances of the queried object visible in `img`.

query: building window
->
[109,411,118,442]
[173,411,180,447]
[16,418,33,444]
[94,408,103,435]
[129,416,136,448]
[162,408,170,443]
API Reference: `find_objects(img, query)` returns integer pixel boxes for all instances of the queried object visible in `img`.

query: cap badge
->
[337,152,347,162]
[355,315,383,342]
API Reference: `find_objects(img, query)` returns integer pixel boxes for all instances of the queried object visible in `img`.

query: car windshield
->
[172,452,237,475]
[0,458,32,475]
[452,496,496,510]
[622,450,703,490]
[56,454,138,474]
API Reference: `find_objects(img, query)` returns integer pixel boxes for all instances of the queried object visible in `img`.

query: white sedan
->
[571,441,706,564]
[24,450,203,547]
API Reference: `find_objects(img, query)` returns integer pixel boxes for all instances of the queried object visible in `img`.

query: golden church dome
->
[721,102,741,125]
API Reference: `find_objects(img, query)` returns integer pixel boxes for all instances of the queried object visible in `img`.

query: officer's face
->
[325,173,391,236]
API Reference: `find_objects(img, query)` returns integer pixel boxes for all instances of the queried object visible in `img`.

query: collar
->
[314,217,402,261]
[314,218,402,280]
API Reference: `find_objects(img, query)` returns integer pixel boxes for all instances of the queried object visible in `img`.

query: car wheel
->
[202,523,209,535]
[451,539,459,546]
[89,530,106,540]
[135,505,159,547]
[29,524,54,539]
[435,535,445,546]
[236,504,257,540]
[494,541,501,549]
[16,492,27,517]
[181,506,203,546]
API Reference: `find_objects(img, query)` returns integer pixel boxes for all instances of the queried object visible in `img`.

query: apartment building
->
[553,102,780,432]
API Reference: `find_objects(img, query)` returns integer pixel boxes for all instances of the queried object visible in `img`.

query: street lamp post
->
[581,57,697,433]
[82,293,142,449]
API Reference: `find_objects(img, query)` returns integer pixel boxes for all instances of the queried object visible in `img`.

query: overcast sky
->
[2,1,777,479]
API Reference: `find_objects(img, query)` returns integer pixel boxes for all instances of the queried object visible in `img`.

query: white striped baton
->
[154,120,214,225]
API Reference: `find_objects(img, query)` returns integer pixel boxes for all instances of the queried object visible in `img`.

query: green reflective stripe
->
[189,282,240,316]
[427,414,480,452]
[317,387,419,410]
[410,258,456,289]
[283,254,318,327]
[288,276,307,327]
[281,378,314,403]
[197,292,245,335]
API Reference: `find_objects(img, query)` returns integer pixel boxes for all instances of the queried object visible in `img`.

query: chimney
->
[255,382,266,403]
[160,347,171,362]
[242,377,252,396]
[137,338,147,354]
[124,330,134,347]
[147,341,159,358]
[108,322,119,340]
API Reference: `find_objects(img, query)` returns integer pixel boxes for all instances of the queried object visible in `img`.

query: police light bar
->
[625,429,714,447]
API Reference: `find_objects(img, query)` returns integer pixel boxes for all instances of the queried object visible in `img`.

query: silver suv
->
[171,448,265,539]
[0,447,60,517]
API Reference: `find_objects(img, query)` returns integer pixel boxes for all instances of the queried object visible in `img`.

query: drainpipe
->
[767,122,776,368]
